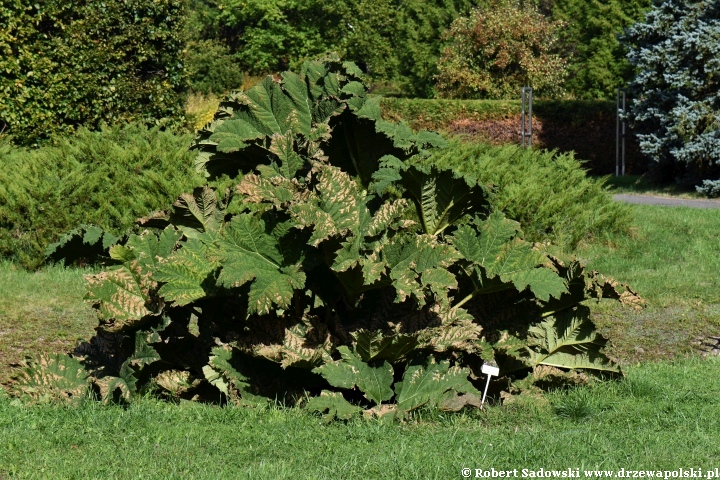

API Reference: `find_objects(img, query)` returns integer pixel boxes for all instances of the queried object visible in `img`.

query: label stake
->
[481,364,499,408]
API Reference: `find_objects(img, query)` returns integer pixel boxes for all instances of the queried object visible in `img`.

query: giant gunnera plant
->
[13,61,641,419]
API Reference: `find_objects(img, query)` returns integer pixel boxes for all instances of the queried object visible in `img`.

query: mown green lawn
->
[2,202,720,478]
[2,357,720,478]
[577,204,720,364]
[0,262,96,386]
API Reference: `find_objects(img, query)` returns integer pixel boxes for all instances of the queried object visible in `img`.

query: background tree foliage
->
[188,0,475,97]
[0,0,186,145]
[436,0,568,99]
[622,0,720,181]
[549,0,650,100]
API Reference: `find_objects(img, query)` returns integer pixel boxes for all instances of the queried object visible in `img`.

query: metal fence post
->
[521,87,533,148]
[616,89,626,176]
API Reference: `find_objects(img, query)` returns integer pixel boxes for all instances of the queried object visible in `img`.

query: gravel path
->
[614,193,720,209]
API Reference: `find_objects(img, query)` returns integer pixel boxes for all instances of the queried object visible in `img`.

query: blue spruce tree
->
[622,0,720,183]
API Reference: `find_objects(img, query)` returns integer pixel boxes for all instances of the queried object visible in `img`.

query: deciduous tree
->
[436,0,568,99]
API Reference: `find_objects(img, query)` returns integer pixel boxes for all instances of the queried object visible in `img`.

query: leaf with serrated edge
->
[525,308,620,373]
[129,331,160,369]
[216,215,304,315]
[171,187,223,237]
[395,357,479,414]
[306,390,361,422]
[12,353,90,404]
[352,330,420,363]
[85,263,152,323]
[452,214,566,300]
[313,346,394,404]
[155,239,217,307]
[204,346,249,397]
[290,166,363,246]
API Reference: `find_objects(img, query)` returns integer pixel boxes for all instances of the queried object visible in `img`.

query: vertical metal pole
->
[528,87,533,148]
[622,90,626,176]
[616,89,620,177]
[520,88,523,147]
[521,87,533,148]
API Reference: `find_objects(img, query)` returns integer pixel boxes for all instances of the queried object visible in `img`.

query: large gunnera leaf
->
[192,62,362,178]
[373,162,490,236]
[313,346,394,404]
[85,228,182,331]
[12,353,90,404]
[351,329,420,363]
[306,390,362,422]
[234,315,334,368]
[192,59,444,183]
[45,224,120,266]
[451,212,567,302]
[170,186,224,238]
[154,238,218,307]
[95,362,138,402]
[216,214,305,315]
[524,307,620,373]
[202,345,250,399]
[394,357,479,416]
[85,262,154,328]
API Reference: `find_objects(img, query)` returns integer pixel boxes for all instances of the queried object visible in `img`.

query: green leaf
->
[451,213,567,301]
[170,186,223,238]
[493,239,566,301]
[45,224,120,266]
[377,164,489,235]
[452,212,520,267]
[370,155,404,195]
[206,71,315,160]
[95,362,138,403]
[306,390,361,422]
[248,264,306,316]
[395,357,479,414]
[540,256,644,315]
[268,131,305,178]
[128,331,160,369]
[216,215,304,315]
[125,227,182,271]
[109,244,136,263]
[206,117,265,153]
[11,354,90,404]
[351,330,420,363]
[313,346,394,405]
[155,238,217,307]
[203,346,250,397]
[384,234,461,304]
[524,307,620,373]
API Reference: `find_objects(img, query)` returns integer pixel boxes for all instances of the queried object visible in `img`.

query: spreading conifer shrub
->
[12,61,641,418]
[0,124,201,269]
[422,142,633,249]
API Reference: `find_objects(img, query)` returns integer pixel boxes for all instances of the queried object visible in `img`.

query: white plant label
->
[481,363,499,408]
